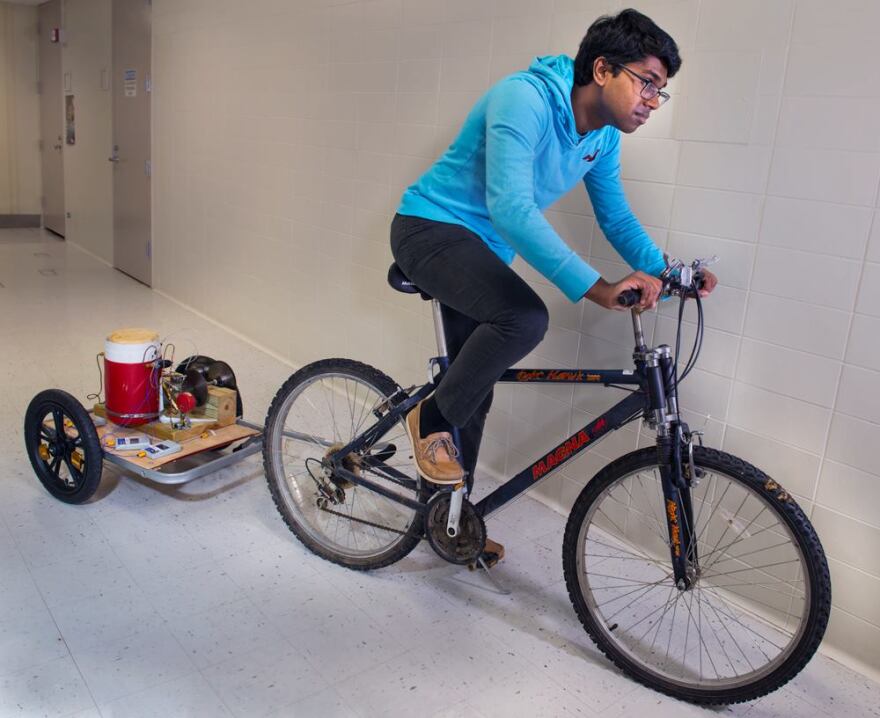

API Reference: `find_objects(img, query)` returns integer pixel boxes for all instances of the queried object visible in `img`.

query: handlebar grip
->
[617,289,641,307]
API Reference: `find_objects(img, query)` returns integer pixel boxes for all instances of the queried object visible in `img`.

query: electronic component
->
[109,435,151,451]
[143,440,181,459]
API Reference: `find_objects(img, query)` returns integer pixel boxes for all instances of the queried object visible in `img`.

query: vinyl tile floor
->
[1,229,878,717]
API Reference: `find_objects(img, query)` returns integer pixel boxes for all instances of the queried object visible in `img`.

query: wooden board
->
[91,415,260,470]
[93,403,218,442]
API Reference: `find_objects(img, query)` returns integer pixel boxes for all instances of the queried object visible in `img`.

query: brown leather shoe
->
[405,401,465,485]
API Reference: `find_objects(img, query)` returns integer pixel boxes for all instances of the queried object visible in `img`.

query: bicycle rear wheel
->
[563,446,830,705]
[263,359,423,570]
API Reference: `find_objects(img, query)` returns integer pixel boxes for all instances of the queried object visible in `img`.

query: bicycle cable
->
[667,281,705,405]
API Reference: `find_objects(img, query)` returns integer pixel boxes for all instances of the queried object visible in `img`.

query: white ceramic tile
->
[99,672,233,718]
[0,598,69,676]
[791,0,880,47]
[440,19,492,58]
[623,180,675,229]
[401,0,444,26]
[811,506,880,577]
[676,142,771,193]
[785,43,879,98]
[768,147,880,207]
[743,292,850,360]
[0,655,95,718]
[735,338,840,408]
[696,0,793,51]
[445,0,494,21]
[137,559,246,622]
[750,246,861,311]
[846,314,880,372]
[817,459,880,531]
[760,196,872,260]
[826,559,880,633]
[825,411,880,477]
[72,625,196,705]
[398,26,441,60]
[397,58,441,93]
[491,14,551,56]
[439,56,490,93]
[727,382,831,453]
[777,97,880,153]
[673,51,760,144]
[466,668,594,717]
[0,547,42,608]
[202,640,327,717]
[869,211,880,261]
[836,365,880,424]
[165,596,283,670]
[857,262,880,318]
[266,687,359,718]
[50,582,164,654]
[619,137,680,184]
[671,186,763,243]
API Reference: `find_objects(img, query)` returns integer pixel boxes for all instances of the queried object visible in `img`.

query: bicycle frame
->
[327,304,699,587]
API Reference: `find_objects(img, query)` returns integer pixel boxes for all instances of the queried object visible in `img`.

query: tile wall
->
[151,0,880,675]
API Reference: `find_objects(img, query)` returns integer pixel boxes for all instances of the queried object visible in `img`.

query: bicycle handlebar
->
[616,273,706,308]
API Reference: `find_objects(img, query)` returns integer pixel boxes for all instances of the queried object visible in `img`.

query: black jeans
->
[390,213,549,479]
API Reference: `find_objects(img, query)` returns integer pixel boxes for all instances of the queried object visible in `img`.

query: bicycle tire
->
[263,358,423,570]
[24,389,103,504]
[562,446,830,705]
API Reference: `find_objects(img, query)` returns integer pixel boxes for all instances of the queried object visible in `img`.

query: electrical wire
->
[87,352,105,404]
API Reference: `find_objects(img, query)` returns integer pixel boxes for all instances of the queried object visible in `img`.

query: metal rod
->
[432,299,448,357]
[631,309,646,351]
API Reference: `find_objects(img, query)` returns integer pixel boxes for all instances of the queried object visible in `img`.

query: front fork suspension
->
[657,431,699,590]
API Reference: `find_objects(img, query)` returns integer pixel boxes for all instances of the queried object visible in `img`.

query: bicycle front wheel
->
[263,359,424,570]
[563,446,830,705]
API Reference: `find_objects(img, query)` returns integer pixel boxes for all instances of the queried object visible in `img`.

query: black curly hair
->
[574,8,681,86]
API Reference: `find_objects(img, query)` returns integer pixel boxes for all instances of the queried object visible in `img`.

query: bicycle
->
[262,256,830,705]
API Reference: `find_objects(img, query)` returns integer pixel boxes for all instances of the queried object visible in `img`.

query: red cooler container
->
[104,328,161,426]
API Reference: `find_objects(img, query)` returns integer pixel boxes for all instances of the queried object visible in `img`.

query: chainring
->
[424,493,486,565]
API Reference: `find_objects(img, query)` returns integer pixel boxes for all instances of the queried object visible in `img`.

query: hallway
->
[0,229,877,717]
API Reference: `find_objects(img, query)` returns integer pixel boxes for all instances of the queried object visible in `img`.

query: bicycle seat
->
[387,263,431,300]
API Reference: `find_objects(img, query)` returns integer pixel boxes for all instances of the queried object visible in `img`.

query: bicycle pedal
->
[468,538,505,571]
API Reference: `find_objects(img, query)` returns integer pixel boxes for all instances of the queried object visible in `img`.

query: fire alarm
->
[51,28,60,43]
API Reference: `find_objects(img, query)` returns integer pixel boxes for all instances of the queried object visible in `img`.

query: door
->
[38,0,65,236]
[111,0,151,285]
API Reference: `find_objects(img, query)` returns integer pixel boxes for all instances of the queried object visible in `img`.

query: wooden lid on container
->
[106,328,159,345]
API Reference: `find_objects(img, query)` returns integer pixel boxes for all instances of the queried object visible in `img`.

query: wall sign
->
[124,69,137,97]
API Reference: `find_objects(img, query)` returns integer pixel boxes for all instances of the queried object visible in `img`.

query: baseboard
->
[0,214,40,228]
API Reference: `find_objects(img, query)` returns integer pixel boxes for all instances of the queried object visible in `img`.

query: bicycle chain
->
[317,504,411,537]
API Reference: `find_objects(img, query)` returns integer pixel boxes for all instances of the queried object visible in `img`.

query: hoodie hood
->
[526,54,584,146]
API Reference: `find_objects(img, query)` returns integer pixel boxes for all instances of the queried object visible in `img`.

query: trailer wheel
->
[24,390,103,504]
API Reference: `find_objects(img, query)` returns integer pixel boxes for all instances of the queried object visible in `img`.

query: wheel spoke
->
[571,449,823,695]
[267,367,421,565]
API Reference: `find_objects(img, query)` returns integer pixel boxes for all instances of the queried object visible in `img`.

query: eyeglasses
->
[613,64,671,106]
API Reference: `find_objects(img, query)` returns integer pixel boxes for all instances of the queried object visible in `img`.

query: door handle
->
[108,156,120,162]
[53,144,63,150]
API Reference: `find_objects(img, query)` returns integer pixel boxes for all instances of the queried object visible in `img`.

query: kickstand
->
[474,555,511,595]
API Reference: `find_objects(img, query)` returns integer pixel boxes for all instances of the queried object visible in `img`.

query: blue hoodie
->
[397,55,665,302]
